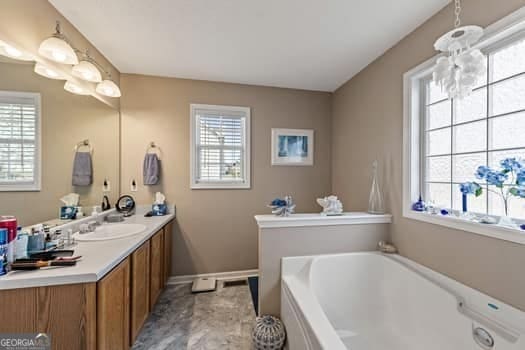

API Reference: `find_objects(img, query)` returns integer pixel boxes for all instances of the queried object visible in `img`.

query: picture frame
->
[271,128,314,166]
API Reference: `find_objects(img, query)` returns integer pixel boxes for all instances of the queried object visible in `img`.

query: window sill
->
[191,181,251,189]
[404,211,525,245]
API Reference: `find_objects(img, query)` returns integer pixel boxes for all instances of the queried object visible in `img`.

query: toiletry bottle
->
[15,228,28,259]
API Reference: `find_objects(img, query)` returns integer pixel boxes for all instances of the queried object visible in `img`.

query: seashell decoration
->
[316,195,343,216]
[268,196,295,217]
[252,315,286,350]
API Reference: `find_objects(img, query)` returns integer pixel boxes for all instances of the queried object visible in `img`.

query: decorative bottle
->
[368,160,385,214]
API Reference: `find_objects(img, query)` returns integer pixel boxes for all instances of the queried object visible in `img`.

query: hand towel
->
[143,153,160,185]
[72,152,93,186]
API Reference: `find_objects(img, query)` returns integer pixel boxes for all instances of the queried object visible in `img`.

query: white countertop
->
[254,212,392,228]
[0,210,175,290]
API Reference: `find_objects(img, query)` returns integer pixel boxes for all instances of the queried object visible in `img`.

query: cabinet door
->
[0,284,97,350]
[163,221,173,286]
[97,257,130,350]
[130,240,150,344]
[149,229,164,309]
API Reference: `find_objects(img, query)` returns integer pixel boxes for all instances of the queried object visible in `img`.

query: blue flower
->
[516,169,525,186]
[271,198,287,207]
[485,170,508,187]
[475,165,491,180]
[500,158,523,172]
[459,182,482,196]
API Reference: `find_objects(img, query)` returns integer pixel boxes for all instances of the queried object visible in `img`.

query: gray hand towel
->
[72,151,93,186]
[143,153,160,185]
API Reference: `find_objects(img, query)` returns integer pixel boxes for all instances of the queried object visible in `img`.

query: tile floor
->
[132,281,256,349]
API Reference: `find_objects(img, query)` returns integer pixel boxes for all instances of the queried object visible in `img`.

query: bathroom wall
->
[332,0,525,311]
[120,74,332,276]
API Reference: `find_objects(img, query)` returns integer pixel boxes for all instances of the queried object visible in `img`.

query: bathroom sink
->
[75,223,147,241]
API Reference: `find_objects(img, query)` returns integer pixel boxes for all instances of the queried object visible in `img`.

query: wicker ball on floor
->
[252,315,286,350]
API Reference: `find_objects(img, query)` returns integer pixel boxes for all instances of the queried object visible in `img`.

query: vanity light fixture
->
[0,40,33,61]
[72,59,102,83]
[64,80,90,95]
[34,62,66,80]
[96,79,121,98]
[38,21,78,65]
[432,0,485,99]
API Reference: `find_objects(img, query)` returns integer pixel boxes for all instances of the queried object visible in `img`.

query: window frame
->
[190,103,251,189]
[403,7,525,245]
[0,90,41,192]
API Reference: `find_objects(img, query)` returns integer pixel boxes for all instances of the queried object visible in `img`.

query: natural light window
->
[0,91,40,191]
[403,10,525,244]
[423,34,525,219]
[190,104,250,189]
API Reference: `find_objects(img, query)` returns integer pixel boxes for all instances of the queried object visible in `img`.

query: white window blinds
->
[0,92,40,191]
[191,104,250,189]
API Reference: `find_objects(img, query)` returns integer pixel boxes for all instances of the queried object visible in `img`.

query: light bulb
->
[34,62,65,80]
[64,81,90,95]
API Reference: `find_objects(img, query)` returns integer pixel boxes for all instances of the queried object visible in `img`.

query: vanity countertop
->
[0,211,175,290]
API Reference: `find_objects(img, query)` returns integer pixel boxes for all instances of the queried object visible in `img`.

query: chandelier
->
[433,0,486,99]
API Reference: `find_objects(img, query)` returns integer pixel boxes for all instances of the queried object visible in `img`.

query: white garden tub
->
[281,252,525,350]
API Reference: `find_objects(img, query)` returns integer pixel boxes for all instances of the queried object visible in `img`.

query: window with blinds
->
[190,104,250,189]
[0,91,40,191]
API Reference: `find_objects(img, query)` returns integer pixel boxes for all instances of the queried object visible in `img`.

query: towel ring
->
[146,142,162,157]
[74,139,93,154]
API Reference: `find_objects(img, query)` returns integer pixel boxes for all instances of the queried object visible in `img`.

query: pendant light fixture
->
[64,80,90,95]
[432,0,485,99]
[0,40,33,61]
[34,62,66,80]
[72,52,102,83]
[38,21,78,65]
[96,78,122,98]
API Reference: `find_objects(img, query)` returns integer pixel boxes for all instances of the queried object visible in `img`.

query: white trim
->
[168,269,259,285]
[0,91,41,192]
[403,6,525,245]
[190,103,251,189]
[255,212,392,229]
[271,128,314,166]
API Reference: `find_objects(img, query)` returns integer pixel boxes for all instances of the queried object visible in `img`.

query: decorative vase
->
[252,315,286,350]
[368,160,385,214]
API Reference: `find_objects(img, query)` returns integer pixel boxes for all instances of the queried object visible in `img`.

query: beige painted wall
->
[120,74,332,275]
[0,59,120,226]
[332,0,525,311]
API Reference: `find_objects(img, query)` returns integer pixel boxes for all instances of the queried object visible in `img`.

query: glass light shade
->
[38,36,78,64]
[34,62,66,80]
[72,60,102,83]
[64,80,90,95]
[0,40,33,61]
[96,79,121,98]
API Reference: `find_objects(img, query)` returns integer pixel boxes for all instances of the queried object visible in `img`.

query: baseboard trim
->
[168,269,259,285]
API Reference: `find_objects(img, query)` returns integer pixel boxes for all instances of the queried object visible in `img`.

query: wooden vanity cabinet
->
[163,221,173,286]
[149,229,164,308]
[130,240,151,344]
[0,283,97,350]
[97,256,130,350]
[0,220,174,350]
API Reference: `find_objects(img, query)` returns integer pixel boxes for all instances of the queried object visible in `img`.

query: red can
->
[0,216,17,243]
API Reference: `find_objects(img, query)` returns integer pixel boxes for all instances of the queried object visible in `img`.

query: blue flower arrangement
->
[460,157,525,216]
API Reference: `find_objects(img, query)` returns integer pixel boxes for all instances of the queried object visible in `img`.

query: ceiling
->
[49,0,450,92]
